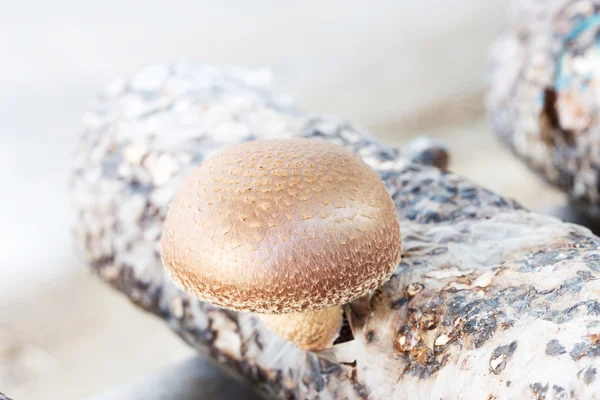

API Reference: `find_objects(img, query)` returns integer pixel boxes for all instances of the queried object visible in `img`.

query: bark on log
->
[486,0,600,214]
[0,393,12,400]
[72,63,600,399]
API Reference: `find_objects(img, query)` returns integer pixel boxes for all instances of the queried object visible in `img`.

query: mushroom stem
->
[259,306,343,351]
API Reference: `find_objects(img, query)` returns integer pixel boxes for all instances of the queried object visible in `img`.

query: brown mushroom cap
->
[160,138,401,314]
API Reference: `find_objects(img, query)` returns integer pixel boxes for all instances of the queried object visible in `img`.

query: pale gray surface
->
[90,357,262,400]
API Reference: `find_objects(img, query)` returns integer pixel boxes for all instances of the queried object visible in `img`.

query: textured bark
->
[487,0,600,214]
[73,63,600,399]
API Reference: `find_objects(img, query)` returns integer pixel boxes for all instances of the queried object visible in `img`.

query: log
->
[0,393,12,400]
[72,63,600,399]
[486,0,600,215]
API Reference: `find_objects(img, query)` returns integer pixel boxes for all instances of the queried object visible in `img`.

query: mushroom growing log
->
[486,0,600,216]
[72,63,600,399]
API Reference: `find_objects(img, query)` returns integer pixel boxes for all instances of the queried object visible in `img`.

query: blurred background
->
[0,1,564,398]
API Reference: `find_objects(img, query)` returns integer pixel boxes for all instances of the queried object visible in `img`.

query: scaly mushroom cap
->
[161,138,401,314]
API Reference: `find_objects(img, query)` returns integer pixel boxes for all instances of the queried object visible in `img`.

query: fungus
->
[160,138,401,350]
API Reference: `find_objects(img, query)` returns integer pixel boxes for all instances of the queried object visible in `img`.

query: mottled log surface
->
[487,0,600,213]
[73,63,600,399]
[0,393,12,400]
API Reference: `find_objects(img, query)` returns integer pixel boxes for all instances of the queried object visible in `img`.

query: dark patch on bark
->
[421,309,440,331]
[563,301,600,323]
[431,246,447,255]
[126,177,154,197]
[570,341,600,361]
[552,385,566,400]
[303,353,325,392]
[571,342,588,360]
[427,194,455,204]
[352,382,370,398]
[409,146,449,170]
[529,382,549,400]
[463,312,497,349]
[318,358,341,375]
[253,364,269,385]
[584,367,597,385]
[540,87,560,147]
[369,287,385,310]
[489,341,518,375]
[394,307,447,379]
[366,330,377,343]
[546,339,566,356]
[391,297,409,310]
[186,321,216,346]
[533,250,565,266]
[402,354,441,380]
[588,301,600,316]
[585,254,600,272]
[252,331,264,351]
[559,270,594,295]
[333,310,354,345]
[556,169,575,193]
[568,231,600,249]
[539,87,575,147]
[440,352,451,367]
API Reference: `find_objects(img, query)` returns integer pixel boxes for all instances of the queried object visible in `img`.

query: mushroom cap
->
[160,138,401,314]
